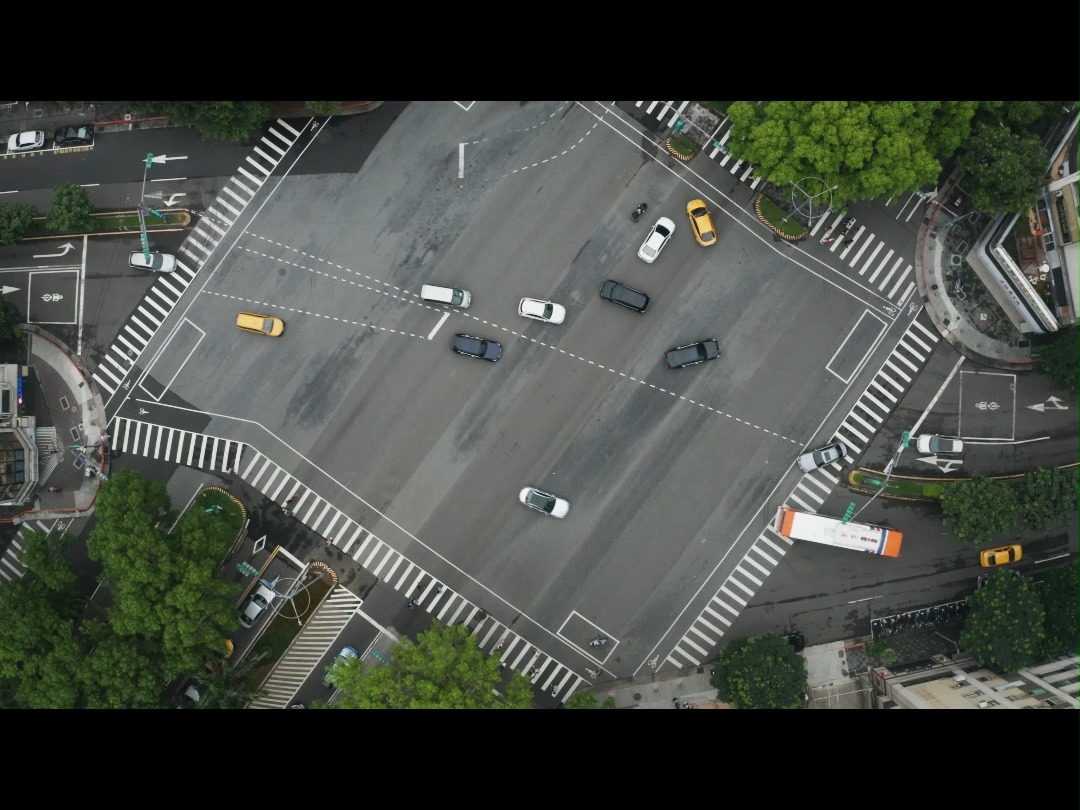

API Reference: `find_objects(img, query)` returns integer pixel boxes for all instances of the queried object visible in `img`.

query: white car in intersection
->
[517,297,566,324]
[637,216,675,263]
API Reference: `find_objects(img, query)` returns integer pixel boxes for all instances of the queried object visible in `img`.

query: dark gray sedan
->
[452,333,502,362]
[664,339,720,369]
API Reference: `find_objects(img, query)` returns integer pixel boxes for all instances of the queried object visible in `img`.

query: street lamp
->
[785,176,838,226]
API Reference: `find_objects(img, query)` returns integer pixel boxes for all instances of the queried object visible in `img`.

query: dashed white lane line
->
[230,237,801,445]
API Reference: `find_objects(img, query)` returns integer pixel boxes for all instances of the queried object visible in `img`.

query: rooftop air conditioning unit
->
[978,701,989,708]
[954,675,967,683]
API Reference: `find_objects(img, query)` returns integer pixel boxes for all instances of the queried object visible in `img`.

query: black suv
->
[54,125,94,147]
[599,280,649,313]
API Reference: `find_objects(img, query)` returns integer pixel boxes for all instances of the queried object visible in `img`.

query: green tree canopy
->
[329,620,535,708]
[0,298,20,341]
[135,101,272,142]
[1031,326,1078,394]
[710,632,807,709]
[87,471,240,680]
[45,183,95,232]
[564,692,617,709]
[1019,466,1078,533]
[1037,561,1078,660]
[940,472,1018,546]
[0,529,85,707]
[960,570,1046,672]
[0,200,37,246]
[726,101,951,206]
[958,122,1047,215]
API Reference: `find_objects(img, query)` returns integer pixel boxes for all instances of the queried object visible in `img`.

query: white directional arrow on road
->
[150,154,188,164]
[1,286,19,296]
[163,192,186,206]
[32,242,76,258]
[918,455,964,473]
[1028,396,1069,412]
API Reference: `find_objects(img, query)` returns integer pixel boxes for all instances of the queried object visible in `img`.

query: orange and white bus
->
[773,505,903,558]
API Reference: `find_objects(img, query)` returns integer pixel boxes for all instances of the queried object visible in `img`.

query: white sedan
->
[518,487,569,518]
[7,130,45,153]
[637,216,675,263]
[517,297,566,324]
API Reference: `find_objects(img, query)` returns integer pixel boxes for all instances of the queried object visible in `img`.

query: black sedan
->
[599,280,649,313]
[452,333,502,362]
[664,339,720,369]
[54,125,94,147]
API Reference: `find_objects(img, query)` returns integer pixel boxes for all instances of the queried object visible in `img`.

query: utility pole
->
[137,153,165,261]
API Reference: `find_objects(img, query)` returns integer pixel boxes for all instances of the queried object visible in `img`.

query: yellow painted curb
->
[753,193,806,241]
[665,137,696,161]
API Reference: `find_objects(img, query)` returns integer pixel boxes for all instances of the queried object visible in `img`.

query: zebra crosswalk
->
[93,118,307,401]
[107,418,588,703]
[237,448,588,703]
[111,417,244,473]
[663,314,941,670]
[810,214,918,306]
[634,101,764,189]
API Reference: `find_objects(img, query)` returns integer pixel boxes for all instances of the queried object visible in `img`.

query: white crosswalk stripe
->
[663,314,940,667]
[92,119,306,400]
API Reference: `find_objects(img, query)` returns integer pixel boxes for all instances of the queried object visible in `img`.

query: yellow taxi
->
[686,199,717,246]
[979,544,1022,568]
[236,312,285,337]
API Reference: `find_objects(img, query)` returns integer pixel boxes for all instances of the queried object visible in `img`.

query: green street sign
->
[841,502,856,524]
[901,430,911,448]
[145,153,154,168]
[236,562,259,576]
[147,207,164,220]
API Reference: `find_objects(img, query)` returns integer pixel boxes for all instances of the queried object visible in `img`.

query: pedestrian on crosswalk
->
[843,238,854,245]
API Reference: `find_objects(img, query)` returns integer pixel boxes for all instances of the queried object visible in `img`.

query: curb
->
[664,137,695,162]
[753,192,807,242]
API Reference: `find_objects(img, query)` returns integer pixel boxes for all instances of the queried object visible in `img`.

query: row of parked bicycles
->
[871,600,969,639]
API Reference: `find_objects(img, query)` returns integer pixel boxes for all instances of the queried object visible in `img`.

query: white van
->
[421,284,471,308]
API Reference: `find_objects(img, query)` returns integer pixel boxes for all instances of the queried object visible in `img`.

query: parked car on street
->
[54,125,94,147]
[916,434,964,454]
[238,582,277,628]
[322,645,359,687]
[7,130,45,152]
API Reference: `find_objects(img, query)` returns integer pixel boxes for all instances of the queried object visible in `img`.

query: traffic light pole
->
[137,153,165,262]
[850,430,911,523]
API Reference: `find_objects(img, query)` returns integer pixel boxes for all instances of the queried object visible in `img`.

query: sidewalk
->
[911,174,1034,369]
[8,327,107,523]
[0,100,383,140]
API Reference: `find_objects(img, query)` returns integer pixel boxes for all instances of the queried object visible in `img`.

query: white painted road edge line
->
[458,143,465,179]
